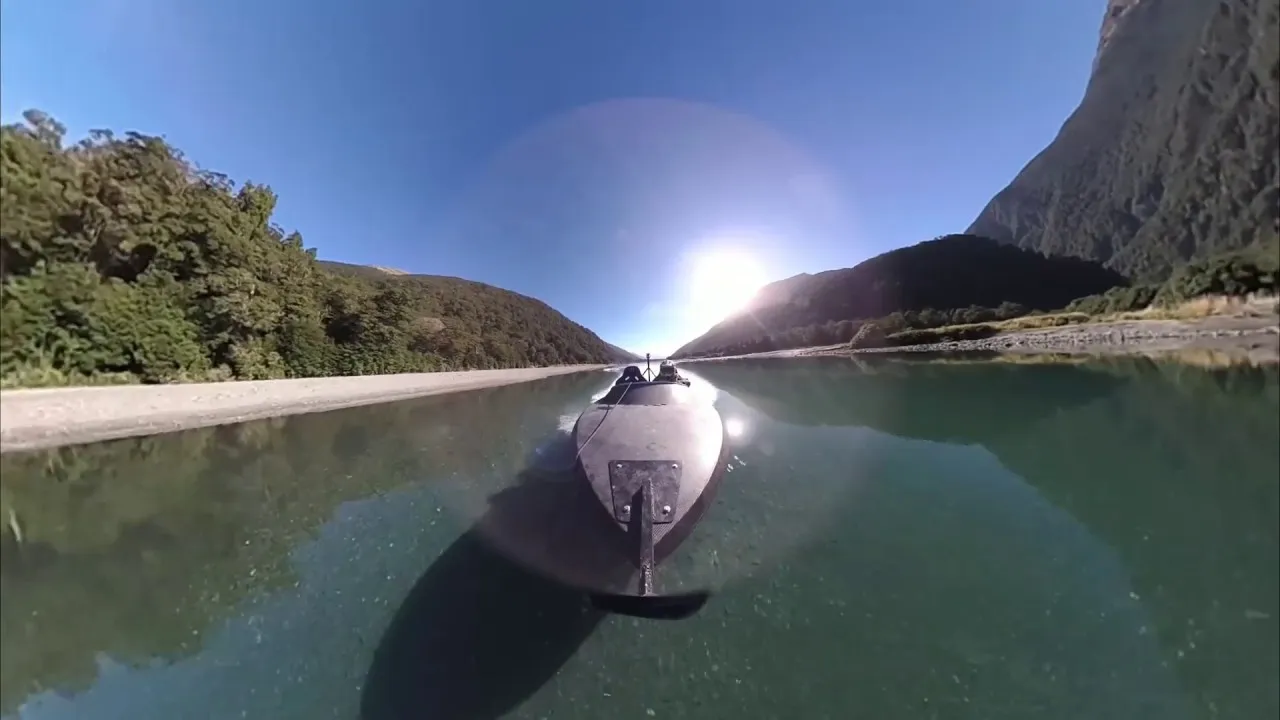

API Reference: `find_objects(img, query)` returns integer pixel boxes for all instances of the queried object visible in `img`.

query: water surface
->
[1,358,1275,720]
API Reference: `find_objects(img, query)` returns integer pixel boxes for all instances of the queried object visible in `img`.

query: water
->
[1,357,1276,720]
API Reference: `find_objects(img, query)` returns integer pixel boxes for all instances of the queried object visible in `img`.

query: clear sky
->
[1,0,1105,355]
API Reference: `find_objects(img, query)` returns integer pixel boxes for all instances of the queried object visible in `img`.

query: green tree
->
[1,111,634,387]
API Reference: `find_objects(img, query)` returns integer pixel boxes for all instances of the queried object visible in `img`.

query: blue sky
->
[1,0,1104,354]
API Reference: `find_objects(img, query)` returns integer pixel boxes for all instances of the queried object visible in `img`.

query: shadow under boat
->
[359,423,716,720]
[361,359,732,717]
[359,468,614,720]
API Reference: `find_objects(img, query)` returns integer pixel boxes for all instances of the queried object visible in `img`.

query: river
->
[1,358,1276,720]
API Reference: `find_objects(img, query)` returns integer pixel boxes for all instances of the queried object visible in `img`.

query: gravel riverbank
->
[838,314,1279,357]
[0,365,607,454]
[681,314,1280,365]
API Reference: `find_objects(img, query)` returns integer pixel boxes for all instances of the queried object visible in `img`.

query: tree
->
[1,111,631,387]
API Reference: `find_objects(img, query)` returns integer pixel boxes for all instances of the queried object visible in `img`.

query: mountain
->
[968,0,1280,281]
[0,112,630,386]
[602,341,643,363]
[670,234,1127,358]
[315,261,641,365]
[670,0,1280,360]
[318,260,640,363]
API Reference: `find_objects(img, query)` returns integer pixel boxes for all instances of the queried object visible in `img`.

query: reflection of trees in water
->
[698,356,1280,720]
[989,361,1279,720]
[695,356,1126,443]
[0,373,601,714]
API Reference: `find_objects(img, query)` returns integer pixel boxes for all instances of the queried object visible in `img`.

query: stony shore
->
[682,313,1280,365]
[0,365,607,454]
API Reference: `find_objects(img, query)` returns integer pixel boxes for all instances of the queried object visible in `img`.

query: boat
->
[570,356,728,615]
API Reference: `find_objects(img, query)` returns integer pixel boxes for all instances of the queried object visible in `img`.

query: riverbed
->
[1,357,1275,719]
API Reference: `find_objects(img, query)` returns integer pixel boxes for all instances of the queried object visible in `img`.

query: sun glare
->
[687,247,768,327]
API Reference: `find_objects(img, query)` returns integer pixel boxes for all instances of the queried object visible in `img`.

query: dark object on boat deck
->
[572,360,727,619]
[656,359,691,386]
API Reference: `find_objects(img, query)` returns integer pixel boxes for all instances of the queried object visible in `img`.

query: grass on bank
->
[1112,293,1278,320]
[1,365,143,391]
[0,355,239,390]
[871,347,1277,370]
[862,294,1279,349]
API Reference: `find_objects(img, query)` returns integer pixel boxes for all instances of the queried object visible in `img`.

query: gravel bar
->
[0,365,608,454]
[680,314,1279,364]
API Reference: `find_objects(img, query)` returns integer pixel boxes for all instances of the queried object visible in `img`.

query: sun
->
[686,246,768,327]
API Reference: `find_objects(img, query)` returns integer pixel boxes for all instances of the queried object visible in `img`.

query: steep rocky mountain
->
[968,0,1280,280]
[670,234,1126,358]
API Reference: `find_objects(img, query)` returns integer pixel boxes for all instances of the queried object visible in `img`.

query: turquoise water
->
[1,358,1276,719]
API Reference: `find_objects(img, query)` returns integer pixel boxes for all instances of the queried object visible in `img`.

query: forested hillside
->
[968,0,1280,280]
[671,234,1128,358]
[0,111,633,387]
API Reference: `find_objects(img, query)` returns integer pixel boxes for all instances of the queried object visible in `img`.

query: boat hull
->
[572,381,728,596]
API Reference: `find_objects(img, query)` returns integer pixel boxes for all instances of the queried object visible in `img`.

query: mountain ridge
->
[670,234,1128,358]
[316,260,641,363]
[967,0,1280,280]
[672,0,1279,359]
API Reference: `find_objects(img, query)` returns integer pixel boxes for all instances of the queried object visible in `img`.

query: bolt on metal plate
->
[608,460,681,524]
